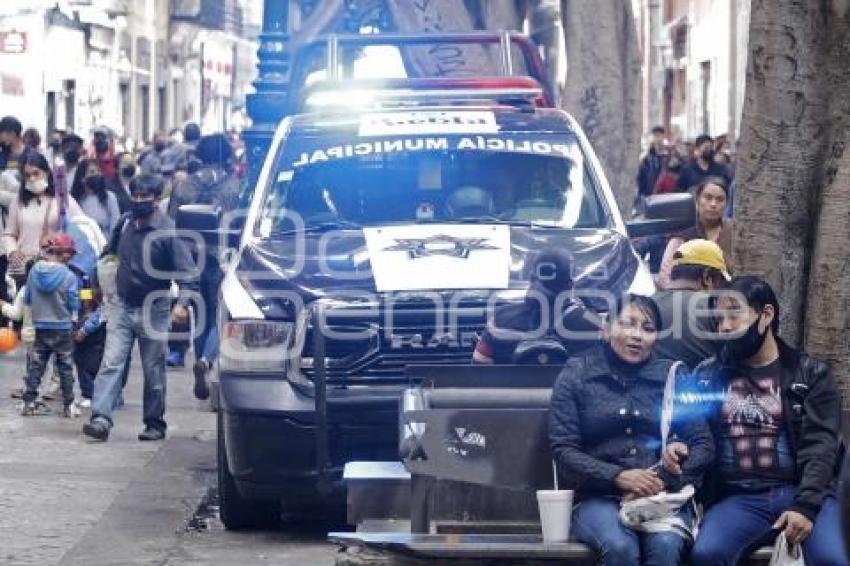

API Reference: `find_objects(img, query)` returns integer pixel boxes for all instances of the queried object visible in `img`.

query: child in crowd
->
[72,272,104,409]
[21,233,80,417]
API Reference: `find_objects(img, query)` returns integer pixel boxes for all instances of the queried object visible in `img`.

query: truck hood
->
[235,224,640,316]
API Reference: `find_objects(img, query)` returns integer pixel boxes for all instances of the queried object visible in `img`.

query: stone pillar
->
[243,0,290,192]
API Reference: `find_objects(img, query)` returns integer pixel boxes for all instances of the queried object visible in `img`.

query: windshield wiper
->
[270,219,362,237]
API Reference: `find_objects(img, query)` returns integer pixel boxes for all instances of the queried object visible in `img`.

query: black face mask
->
[701,149,715,162]
[63,149,81,165]
[121,165,136,178]
[154,142,167,153]
[720,315,769,364]
[94,139,109,154]
[85,174,105,192]
[49,140,61,150]
[130,200,156,220]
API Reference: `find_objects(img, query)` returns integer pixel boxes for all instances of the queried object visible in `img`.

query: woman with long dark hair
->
[71,159,120,235]
[658,177,734,288]
[549,294,714,565]
[2,153,82,283]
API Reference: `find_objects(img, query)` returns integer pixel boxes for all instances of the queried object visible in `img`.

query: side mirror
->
[626,193,696,238]
[176,204,240,249]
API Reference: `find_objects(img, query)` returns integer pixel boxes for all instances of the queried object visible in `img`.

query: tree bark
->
[559,0,642,213]
[736,0,850,400]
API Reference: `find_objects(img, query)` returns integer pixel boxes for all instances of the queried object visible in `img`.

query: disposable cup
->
[536,489,574,543]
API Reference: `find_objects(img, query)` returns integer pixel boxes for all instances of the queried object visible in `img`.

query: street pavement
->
[0,347,338,566]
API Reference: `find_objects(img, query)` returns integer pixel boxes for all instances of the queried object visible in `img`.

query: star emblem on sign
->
[383,235,498,259]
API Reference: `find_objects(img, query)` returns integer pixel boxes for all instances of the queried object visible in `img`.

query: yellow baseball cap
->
[673,239,731,280]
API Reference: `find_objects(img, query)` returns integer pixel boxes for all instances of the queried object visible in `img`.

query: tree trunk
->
[735,0,850,401]
[559,0,642,213]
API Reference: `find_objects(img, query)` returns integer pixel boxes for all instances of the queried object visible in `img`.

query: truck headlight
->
[219,320,295,373]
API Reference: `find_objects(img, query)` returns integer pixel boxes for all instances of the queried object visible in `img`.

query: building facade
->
[0,0,260,150]
[636,0,750,142]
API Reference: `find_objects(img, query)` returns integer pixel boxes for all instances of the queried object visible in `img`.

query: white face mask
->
[27,178,48,195]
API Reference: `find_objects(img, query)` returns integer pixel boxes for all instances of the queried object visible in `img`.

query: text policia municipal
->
[292,136,573,167]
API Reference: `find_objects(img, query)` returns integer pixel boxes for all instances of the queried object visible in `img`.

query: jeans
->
[73,325,105,399]
[692,485,849,566]
[572,497,691,566]
[91,297,170,432]
[25,329,75,405]
[193,255,221,361]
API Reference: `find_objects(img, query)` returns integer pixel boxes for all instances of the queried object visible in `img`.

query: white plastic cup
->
[536,489,574,543]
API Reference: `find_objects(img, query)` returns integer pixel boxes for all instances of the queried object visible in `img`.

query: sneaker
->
[20,400,50,416]
[166,351,184,368]
[82,421,110,441]
[193,359,210,400]
[20,401,35,416]
[78,398,92,409]
[10,387,23,399]
[62,403,82,418]
[138,427,166,441]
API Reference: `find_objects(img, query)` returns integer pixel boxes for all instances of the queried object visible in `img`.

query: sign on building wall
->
[0,30,27,54]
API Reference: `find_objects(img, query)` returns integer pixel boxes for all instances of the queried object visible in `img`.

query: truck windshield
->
[256,134,608,236]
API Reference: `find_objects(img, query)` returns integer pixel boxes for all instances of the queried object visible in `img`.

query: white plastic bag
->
[769,533,805,566]
[96,254,120,321]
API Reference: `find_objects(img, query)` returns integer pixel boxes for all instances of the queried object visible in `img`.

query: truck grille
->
[299,306,485,382]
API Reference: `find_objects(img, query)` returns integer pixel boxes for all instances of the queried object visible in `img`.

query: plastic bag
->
[769,533,805,566]
[97,254,120,321]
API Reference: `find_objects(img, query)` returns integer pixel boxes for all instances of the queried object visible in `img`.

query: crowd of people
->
[469,129,847,565]
[634,127,736,280]
[0,115,243,441]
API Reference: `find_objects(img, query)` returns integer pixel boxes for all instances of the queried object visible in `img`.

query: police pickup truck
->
[178,33,694,529]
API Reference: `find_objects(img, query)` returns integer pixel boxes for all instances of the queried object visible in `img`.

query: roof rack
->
[287,32,555,114]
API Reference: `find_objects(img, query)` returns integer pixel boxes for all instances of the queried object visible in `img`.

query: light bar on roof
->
[301,77,549,112]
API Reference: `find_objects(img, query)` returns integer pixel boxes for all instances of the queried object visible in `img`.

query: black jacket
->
[637,148,666,197]
[110,211,199,308]
[477,294,601,364]
[675,160,731,193]
[679,339,843,521]
[549,345,714,499]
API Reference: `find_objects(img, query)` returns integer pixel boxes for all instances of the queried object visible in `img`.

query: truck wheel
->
[218,411,281,530]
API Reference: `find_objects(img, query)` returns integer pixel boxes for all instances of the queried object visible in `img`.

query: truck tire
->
[218,411,281,530]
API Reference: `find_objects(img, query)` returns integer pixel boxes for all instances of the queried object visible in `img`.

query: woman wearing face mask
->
[549,294,713,566]
[71,159,120,236]
[657,177,734,289]
[2,153,83,286]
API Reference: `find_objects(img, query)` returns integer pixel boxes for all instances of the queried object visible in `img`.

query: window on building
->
[701,61,711,134]
[63,80,75,130]
[141,85,150,143]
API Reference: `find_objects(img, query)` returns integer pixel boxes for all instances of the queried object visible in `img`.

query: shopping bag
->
[769,532,805,566]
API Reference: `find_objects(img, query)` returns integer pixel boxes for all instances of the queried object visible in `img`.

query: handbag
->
[769,532,805,566]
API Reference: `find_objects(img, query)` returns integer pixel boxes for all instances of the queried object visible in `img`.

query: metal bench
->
[330,364,775,564]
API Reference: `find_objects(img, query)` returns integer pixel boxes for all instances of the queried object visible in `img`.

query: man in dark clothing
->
[636,125,668,197]
[664,276,848,566]
[0,116,36,173]
[60,133,85,186]
[676,134,731,192]
[473,247,601,365]
[166,133,241,396]
[654,238,729,368]
[83,174,199,442]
